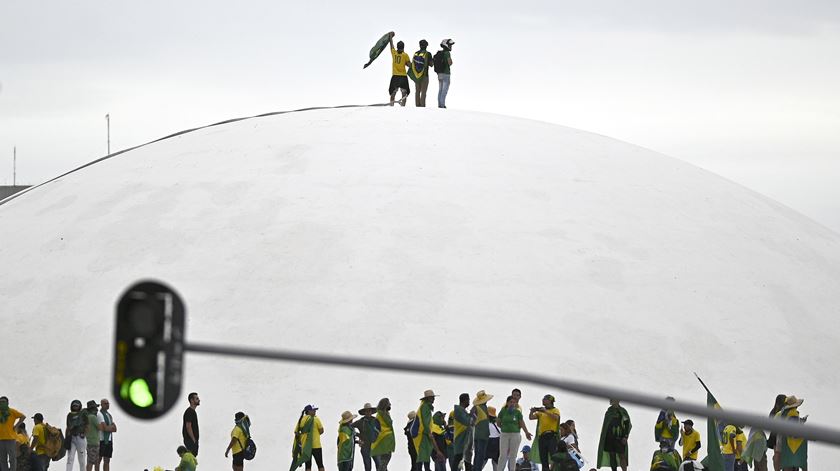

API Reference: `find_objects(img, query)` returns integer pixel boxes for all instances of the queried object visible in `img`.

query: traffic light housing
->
[113,281,185,419]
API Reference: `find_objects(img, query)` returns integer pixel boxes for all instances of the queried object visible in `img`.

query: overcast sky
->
[2,0,839,231]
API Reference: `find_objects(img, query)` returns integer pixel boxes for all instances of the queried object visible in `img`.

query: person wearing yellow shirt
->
[528,394,560,471]
[224,412,250,471]
[721,424,746,471]
[0,396,26,471]
[298,405,325,471]
[678,420,701,462]
[30,414,50,471]
[387,32,411,106]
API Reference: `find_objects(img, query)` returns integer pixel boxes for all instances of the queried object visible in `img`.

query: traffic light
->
[113,281,185,419]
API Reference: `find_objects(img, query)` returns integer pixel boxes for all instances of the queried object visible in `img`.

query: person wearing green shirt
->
[84,401,101,471]
[176,446,198,471]
[370,398,395,471]
[338,411,358,471]
[449,394,472,471]
[435,39,454,108]
[497,396,533,471]
[471,390,494,471]
[353,403,379,471]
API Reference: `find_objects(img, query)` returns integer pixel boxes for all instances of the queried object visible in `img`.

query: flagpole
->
[694,372,713,396]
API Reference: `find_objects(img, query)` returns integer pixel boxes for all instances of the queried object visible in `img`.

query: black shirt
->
[183,407,199,442]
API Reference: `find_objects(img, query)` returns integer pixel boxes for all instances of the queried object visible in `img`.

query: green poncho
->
[413,401,434,463]
[596,405,632,468]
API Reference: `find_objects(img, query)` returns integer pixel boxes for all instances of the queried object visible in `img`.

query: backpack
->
[43,423,66,461]
[412,51,428,75]
[409,415,420,438]
[433,51,446,72]
[236,423,257,461]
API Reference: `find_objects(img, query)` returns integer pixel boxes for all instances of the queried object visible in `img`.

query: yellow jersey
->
[32,423,47,456]
[231,425,248,454]
[535,407,561,436]
[721,425,746,457]
[681,429,701,460]
[298,415,325,449]
[391,48,410,76]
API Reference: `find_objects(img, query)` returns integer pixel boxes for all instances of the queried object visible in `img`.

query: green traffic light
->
[128,378,154,408]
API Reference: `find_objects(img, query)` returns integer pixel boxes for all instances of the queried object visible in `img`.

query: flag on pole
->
[695,373,724,471]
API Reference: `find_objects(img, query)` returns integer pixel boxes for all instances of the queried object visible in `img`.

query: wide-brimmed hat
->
[488,406,497,417]
[473,390,493,405]
[359,403,377,415]
[421,390,439,400]
[783,396,804,409]
[407,411,417,420]
[86,400,99,410]
[340,411,358,424]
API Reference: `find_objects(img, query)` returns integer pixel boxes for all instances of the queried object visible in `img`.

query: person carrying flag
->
[387,33,411,106]
[414,390,444,471]
[292,405,325,471]
[449,394,472,471]
[370,398,395,471]
[338,411,358,471]
[407,40,434,107]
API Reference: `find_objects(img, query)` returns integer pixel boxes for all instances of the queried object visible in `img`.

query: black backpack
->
[433,50,446,71]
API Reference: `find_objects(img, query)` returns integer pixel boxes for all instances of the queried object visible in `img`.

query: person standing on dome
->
[528,395,560,471]
[371,398,395,471]
[405,411,418,471]
[338,411,358,471]
[354,403,379,471]
[182,392,200,457]
[654,397,679,447]
[471,391,493,471]
[449,394,472,471]
[387,33,411,106]
[496,395,532,471]
[0,396,25,471]
[433,39,454,108]
[65,400,87,471]
[408,40,434,107]
[596,399,631,471]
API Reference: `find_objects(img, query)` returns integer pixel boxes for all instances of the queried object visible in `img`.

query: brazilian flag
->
[290,415,315,471]
[363,33,391,69]
[407,50,432,83]
[697,376,724,471]
[780,409,807,468]
[371,410,395,457]
[413,402,434,463]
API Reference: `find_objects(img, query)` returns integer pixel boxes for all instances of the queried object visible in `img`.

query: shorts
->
[306,448,324,469]
[87,444,100,465]
[233,451,245,466]
[99,441,113,459]
[388,76,410,95]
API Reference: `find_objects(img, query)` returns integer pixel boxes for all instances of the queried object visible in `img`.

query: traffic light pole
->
[183,340,840,447]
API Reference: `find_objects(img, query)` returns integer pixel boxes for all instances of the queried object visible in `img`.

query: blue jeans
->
[437,73,451,108]
[473,439,488,471]
[723,453,736,471]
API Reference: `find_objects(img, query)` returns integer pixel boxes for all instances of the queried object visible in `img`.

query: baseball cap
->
[32,413,44,421]
[304,405,318,412]
[521,445,531,453]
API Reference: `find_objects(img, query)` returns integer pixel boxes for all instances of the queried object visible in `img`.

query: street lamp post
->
[106,114,111,155]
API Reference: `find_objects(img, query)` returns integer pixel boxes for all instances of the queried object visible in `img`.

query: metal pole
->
[12,146,15,186]
[106,114,110,155]
[184,341,840,447]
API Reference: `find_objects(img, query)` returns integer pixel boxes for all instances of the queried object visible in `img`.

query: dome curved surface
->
[2,108,839,469]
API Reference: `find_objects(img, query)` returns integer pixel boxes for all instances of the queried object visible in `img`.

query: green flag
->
[697,375,724,471]
[363,33,391,69]
[779,407,807,468]
[291,415,315,471]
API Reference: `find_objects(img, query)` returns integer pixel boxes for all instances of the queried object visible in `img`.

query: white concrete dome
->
[2,108,839,469]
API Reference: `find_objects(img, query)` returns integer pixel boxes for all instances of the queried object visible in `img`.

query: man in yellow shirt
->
[528,395,560,471]
[225,412,250,471]
[30,413,50,471]
[721,424,746,471]
[387,32,411,106]
[678,420,701,461]
[0,396,26,471]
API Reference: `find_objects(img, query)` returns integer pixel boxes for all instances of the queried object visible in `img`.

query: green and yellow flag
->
[413,402,434,463]
[696,375,724,471]
[363,33,392,69]
[291,415,315,471]
[371,409,395,456]
[780,408,807,468]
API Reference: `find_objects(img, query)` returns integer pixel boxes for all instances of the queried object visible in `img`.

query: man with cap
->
[721,423,747,471]
[371,398,395,471]
[84,401,100,471]
[415,390,444,471]
[0,396,25,471]
[29,413,49,471]
[678,420,701,462]
[529,394,560,471]
[471,390,493,471]
[96,399,116,471]
[65,400,87,471]
[298,405,325,471]
[514,446,538,471]
[387,32,411,106]
[435,39,454,108]
[354,403,380,471]
[339,411,359,471]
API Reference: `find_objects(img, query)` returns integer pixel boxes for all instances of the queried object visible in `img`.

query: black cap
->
[86,400,99,409]
[32,413,43,421]
[682,419,694,426]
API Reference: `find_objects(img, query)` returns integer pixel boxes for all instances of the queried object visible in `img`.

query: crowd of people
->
[0,390,809,471]
[380,33,454,108]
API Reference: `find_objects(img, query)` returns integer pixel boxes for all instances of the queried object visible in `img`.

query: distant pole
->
[106,114,111,155]
[12,146,16,186]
